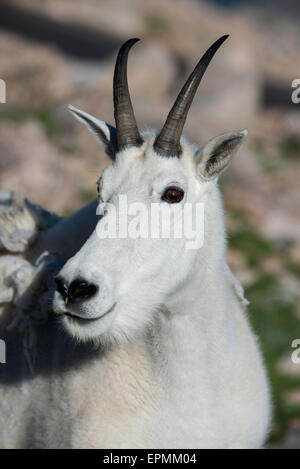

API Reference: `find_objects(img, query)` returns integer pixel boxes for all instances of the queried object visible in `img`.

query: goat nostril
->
[54,276,68,300]
[68,279,98,302]
[55,276,98,304]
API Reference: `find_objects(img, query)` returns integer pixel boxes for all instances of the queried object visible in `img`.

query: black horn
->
[113,38,143,151]
[153,35,229,157]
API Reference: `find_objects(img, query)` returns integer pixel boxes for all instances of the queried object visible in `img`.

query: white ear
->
[68,105,117,160]
[195,129,248,180]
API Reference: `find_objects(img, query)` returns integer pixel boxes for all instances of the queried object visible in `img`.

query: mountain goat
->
[0,36,270,448]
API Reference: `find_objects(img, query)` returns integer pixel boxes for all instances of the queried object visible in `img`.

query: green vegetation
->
[278,136,300,161]
[144,13,170,35]
[253,135,300,173]
[79,186,96,205]
[230,230,275,267]
[228,211,300,444]
[0,106,61,138]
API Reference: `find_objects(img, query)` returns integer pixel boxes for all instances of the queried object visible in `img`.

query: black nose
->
[55,276,98,304]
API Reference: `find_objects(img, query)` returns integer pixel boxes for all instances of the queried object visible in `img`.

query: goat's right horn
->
[113,38,143,152]
[153,35,229,158]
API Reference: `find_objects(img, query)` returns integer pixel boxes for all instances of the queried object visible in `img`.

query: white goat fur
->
[0,118,270,448]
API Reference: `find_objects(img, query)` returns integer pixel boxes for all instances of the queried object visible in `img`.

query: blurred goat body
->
[0,37,270,448]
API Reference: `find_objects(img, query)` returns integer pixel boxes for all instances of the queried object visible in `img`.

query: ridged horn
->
[153,35,229,157]
[113,38,143,151]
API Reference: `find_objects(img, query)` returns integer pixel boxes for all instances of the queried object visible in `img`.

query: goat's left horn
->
[113,38,143,152]
[153,35,229,157]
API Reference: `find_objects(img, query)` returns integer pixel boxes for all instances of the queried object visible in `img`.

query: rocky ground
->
[0,0,299,447]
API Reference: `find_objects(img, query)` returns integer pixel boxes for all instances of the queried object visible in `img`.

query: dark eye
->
[162,186,184,204]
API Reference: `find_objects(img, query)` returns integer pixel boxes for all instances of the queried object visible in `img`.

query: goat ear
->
[68,105,117,160]
[195,129,248,180]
